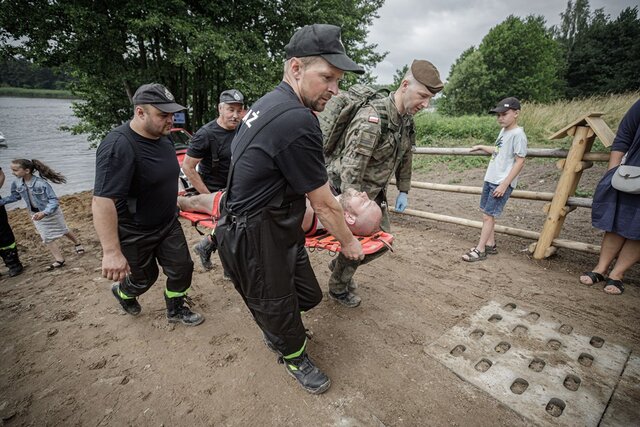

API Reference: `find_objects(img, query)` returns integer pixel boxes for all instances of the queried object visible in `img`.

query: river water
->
[0,97,95,202]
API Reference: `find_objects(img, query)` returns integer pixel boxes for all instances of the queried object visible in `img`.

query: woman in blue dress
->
[579,99,640,295]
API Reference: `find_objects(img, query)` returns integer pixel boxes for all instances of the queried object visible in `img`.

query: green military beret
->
[410,60,444,94]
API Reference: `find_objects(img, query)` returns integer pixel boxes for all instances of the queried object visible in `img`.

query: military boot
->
[193,236,215,270]
[165,294,204,326]
[0,246,24,277]
[328,290,361,308]
[280,353,331,395]
[328,257,360,307]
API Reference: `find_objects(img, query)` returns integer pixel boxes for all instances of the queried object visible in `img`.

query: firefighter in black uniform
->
[215,24,365,394]
[93,83,203,327]
[182,89,244,271]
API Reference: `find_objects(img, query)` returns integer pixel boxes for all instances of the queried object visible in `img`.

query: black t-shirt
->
[186,120,235,192]
[226,82,328,214]
[94,122,179,228]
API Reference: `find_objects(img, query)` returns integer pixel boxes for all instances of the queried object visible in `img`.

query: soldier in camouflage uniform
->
[325,59,444,307]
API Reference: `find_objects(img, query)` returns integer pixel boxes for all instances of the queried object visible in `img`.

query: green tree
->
[480,15,564,103]
[389,64,408,91]
[564,6,640,97]
[553,0,590,61]
[0,0,385,142]
[438,48,492,116]
[440,15,564,116]
[0,56,72,89]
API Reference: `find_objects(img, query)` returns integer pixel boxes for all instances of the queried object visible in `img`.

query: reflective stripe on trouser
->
[118,217,193,298]
[215,200,321,357]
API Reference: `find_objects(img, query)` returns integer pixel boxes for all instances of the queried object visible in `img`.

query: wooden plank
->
[585,116,616,147]
[413,147,609,161]
[548,112,604,140]
[395,208,600,254]
[535,126,592,259]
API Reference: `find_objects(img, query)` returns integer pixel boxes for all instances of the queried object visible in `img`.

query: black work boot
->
[281,353,331,394]
[165,294,204,326]
[193,236,215,270]
[0,246,24,277]
[111,283,141,315]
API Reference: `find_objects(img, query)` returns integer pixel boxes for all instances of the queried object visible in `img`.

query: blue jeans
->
[480,181,513,217]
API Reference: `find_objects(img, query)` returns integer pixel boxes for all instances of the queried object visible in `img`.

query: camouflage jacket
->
[326,92,415,202]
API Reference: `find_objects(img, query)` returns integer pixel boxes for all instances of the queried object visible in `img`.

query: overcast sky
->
[367,0,638,84]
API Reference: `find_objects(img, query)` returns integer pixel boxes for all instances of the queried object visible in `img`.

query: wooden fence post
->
[532,113,615,259]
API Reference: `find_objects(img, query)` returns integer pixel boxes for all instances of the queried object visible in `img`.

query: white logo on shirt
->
[242,109,260,128]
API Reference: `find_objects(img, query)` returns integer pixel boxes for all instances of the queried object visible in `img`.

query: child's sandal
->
[462,248,486,262]
[74,244,85,254]
[46,260,65,271]
[485,244,498,255]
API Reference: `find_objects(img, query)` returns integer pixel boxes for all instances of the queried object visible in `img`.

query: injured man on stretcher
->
[177,188,383,270]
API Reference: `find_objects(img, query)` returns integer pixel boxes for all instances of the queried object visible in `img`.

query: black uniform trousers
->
[118,216,193,297]
[0,204,17,248]
[215,199,322,357]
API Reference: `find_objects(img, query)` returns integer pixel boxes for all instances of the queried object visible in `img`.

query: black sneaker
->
[165,295,205,326]
[329,290,361,308]
[281,353,331,394]
[223,270,232,281]
[193,238,214,270]
[111,283,141,315]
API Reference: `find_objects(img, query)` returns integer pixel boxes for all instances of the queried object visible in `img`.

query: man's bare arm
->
[92,196,130,281]
[307,183,363,261]
[182,155,210,194]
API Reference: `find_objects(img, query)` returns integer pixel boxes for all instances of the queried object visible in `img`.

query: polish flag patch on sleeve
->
[368,116,380,124]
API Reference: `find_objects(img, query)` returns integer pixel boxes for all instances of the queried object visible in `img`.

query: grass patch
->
[574,188,594,198]
[0,86,78,99]
[412,152,488,173]
[519,92,639,149]
[415,91,639,150]
[414,112,498,146]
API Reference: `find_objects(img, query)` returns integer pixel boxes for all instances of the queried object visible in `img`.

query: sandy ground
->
[1,162,638,426]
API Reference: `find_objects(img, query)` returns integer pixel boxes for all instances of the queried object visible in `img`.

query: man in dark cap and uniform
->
[93,83,204,327]
[214,24,365,394]
[325,59,444,308]
[182,89,244,270]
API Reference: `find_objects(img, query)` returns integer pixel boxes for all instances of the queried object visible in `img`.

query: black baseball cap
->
[489,97,521,114]
[285,24,364,75]
[219,89,244,104]
[132,83,186,113]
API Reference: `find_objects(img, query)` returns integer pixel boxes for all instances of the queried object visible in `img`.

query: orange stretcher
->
[178,210,394,255]
[304,230,394,255]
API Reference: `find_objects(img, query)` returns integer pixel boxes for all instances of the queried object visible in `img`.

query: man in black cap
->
[324,59,444,308]
[183,89,245,271]
[214,24,364,394]
[93,83,204,327]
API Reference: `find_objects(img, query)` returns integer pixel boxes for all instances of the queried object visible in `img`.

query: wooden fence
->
[393,113,615,259]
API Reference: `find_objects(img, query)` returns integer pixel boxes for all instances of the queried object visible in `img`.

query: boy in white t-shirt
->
[462,97,527,262]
